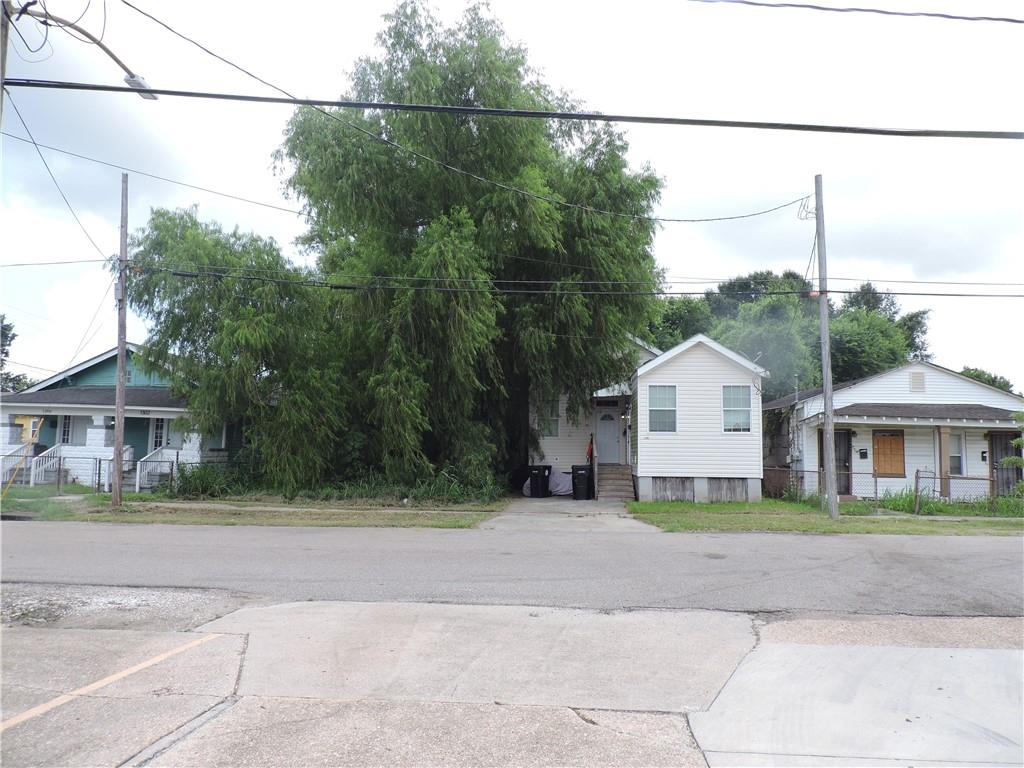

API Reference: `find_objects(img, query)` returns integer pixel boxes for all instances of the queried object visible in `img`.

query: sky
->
[1,0,1022,390]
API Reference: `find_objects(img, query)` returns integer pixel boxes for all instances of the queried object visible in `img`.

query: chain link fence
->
[764,466,1023,515]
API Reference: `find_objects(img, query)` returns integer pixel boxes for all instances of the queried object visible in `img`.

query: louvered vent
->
[910,371,926,392]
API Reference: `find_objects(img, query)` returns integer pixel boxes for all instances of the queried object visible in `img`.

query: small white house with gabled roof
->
[629,334,767,503]
[763,361,1024,500]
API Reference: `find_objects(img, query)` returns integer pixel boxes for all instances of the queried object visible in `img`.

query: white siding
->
[530,395,592,473]
[802,363,1024,415]
[636,343,762,478]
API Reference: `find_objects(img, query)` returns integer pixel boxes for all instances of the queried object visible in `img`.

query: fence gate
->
[990,432,1022,496]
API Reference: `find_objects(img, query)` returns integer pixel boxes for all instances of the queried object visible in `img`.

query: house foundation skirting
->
[634,475,761,503]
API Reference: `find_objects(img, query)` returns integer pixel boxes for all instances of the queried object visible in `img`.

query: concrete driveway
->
[481,496,654,531]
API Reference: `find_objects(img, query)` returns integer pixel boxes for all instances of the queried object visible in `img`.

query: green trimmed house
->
[0,344,228,490]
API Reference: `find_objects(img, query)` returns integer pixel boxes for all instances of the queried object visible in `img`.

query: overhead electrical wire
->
[1,131,305,215]
[9,79,1023,144]
[687,0,1024,25]
[138,265,1024,298]
[65,278,115,366]
[5,359,60,373]
[3,90,110,259]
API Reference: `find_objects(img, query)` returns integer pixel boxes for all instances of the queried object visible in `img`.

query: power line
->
[5,360,59,372]
[1,131,305,215]
[0,259,108,267]
[9,79,1023,144]
[141,265,1024,298]
[112,1,817,224]
[5,256,1024,289]
[688,0,1024,24]
[2,89,110,259]
[66,278,115,366]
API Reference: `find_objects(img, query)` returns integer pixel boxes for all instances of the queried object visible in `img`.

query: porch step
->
[597,464,635,501]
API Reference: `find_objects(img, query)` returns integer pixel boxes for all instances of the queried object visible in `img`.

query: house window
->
[153,418,165,450]
[949,433,963,476]
[723,385,752,433]
[60,415,72,444]
[648,385,676,432]
[873,430,905,477]
[539,401,559,438]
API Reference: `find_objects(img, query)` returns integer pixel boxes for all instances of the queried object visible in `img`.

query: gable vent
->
[910,371,926,392]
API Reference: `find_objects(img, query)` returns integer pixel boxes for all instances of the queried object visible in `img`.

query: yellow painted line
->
[0,633,224,732]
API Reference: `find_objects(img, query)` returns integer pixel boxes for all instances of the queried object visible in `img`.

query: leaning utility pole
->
[815,174,839,520]
[112,173,128,507]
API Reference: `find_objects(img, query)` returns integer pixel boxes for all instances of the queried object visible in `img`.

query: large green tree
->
[0,315,35,392]
[960,366,1016,393]
[278,2,661,479]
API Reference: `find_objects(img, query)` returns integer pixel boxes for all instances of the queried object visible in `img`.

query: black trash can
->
[528,465,552,498]
[571,465,592,500]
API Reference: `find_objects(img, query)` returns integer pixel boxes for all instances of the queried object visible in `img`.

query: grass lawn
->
[629,499,1024,536]
[27,496,497,528]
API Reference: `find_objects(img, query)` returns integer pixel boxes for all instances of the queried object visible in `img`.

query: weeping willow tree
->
[127,1,662,490]
[279,1,661,480]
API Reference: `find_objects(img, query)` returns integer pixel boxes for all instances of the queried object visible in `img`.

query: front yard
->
[1,487,501,528]
[629,499,1024,536]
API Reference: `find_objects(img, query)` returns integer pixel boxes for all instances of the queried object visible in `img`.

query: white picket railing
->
[29,445,61,486]
[135,446,174,492]
[1,444,29,485]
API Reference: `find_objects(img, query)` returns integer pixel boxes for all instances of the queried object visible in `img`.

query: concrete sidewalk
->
[2,591,1022,767]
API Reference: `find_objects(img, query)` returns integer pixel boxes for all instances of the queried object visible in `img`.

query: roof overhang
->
[22,343,143,393]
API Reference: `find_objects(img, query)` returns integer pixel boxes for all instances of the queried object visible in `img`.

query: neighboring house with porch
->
[0,344,226,490]
[763,361,1024,500]
[531,334,767,502]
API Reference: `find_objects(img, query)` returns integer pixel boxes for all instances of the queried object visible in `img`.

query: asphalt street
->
[2,519,1022,615]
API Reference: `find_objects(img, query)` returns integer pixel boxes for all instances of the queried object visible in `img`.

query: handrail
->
[135,446,170,492]
[30,444,62,487]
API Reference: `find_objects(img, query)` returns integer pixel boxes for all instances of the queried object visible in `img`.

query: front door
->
[818,429,852,495]
[990,432,1023,496]
[596,411,620,464]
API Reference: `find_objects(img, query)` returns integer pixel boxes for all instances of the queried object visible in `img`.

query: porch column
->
[0,416,23,448]
[85,416,113,448]
[937,426,951,498]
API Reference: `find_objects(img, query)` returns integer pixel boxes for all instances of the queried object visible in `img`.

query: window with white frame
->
[723,385,752,433]
[949,433,964,476]
[648,385,676,432]
[152,418,165,450]
[539,401,559,437]
[60,415,72,444]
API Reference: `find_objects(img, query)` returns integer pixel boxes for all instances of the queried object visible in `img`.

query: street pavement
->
[2,502,1023,766]
[2,517,1022,615]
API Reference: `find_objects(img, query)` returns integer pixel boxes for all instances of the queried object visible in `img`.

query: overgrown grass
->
[35,502,491,528]
[630,499,1024,536]
[167,464,505,506]
[867,489,1023,518]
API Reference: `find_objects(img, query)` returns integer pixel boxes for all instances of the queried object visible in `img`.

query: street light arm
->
[16,5,137,77]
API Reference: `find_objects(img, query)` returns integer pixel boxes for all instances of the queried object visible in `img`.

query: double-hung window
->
[949,433,964,476]
[648,385,676,432]
[539,401,559,437]
[723,385,752,433]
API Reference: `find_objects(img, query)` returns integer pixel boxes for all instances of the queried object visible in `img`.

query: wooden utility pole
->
[112,173,128,507]
[815,174,839,520]
[1,1,10,126]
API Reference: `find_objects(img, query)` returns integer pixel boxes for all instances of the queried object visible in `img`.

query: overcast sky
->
[2,0,1021,390]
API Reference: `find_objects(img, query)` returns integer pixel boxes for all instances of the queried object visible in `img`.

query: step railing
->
[29,444,62,486]
[1,444,29,485]
[136,446,172,492]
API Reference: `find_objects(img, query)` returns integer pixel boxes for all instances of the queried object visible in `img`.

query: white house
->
[763,361,1024,500]
[0,345,229,491]
[531,334,767,502]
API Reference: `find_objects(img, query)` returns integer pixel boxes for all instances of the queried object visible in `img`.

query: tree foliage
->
[0,315,36,392]
[960,366,1016,393]
[128,2,661,488]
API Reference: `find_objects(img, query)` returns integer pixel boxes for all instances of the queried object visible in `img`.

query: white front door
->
[596,410,620,464]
